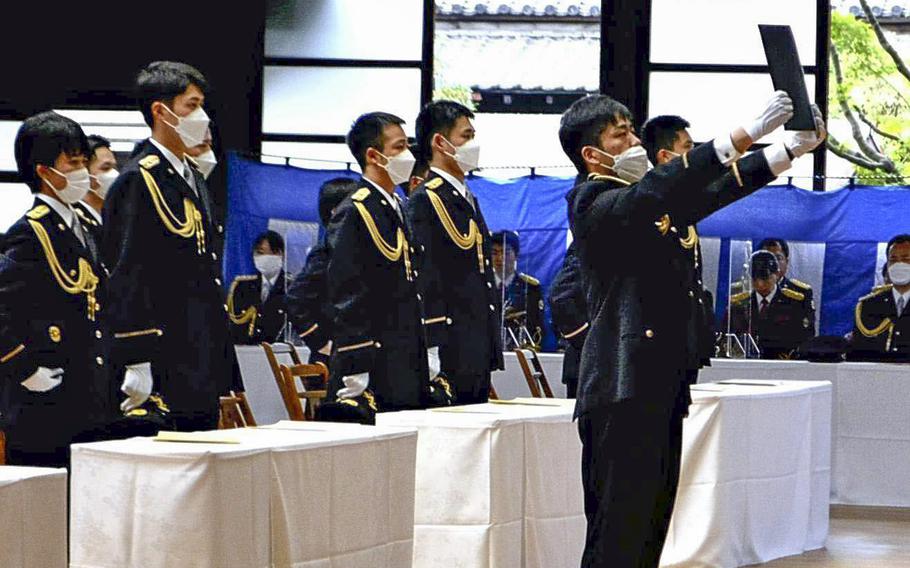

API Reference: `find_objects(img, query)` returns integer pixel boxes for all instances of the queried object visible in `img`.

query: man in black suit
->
[851,234,910,361]
[286,178,358,367]
[406,101,504,404]
[0,112,113,466]
[323,112,434,411]
[102,61,237,431]
[561,91,825,566]
[227,230,288,344]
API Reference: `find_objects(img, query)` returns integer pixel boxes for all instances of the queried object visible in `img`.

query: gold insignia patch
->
[781,288,806,302]
[48,326,62,343]
[519,273,540,286]
[351,187,370,202]
[730,291,750,304]
[26,205,50,220]
[655,214,671,236]
[139,155,160,170]
[425,177,443,190]
[788,278,811,290]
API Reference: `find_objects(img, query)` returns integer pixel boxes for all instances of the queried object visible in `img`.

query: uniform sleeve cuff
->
[763,143,792,177]
[713,134,743,166]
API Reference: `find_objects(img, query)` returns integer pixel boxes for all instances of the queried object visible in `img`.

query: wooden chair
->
[219,391,257,429]
[514,348,555,398]
[278,363,329,421]
[262,341,319,419]
[0,431,5,465]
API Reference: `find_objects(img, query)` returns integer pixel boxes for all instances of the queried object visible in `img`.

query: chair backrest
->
[262,342,302,419]
[219,391,257,429]
[514,349,555,398]
[278,363,329,421]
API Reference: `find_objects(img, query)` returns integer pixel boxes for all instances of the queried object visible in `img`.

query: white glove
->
[337,373,369,399]
[785,104,827,158]
[317,341,332,356]
[744,90,794,142]
[427,346,441,380]
[121,362,153,412]
[21,367,63,393]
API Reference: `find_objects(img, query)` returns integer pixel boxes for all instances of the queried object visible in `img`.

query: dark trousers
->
[577,398,686,568]
[450,371,492,405]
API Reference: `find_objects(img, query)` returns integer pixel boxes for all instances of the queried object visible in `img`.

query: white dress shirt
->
[430,166,471,206]
[149,138,196,195]
[754,285,778,311]
[893,287,910,317]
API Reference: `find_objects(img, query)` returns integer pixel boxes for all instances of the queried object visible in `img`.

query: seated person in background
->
[227,230,288,344]
[850,234,910,361]
[759,237,815,311]
[726,250,815,359]
[491,230,543,350]
[286,177,359,366]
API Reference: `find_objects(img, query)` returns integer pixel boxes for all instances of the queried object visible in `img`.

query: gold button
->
[48,326,62,343]
[416,293,422,301]
[446,318,453,325]
[58,223,66,231]
[489,304,495,311]
[413,270,418,278]
[95,356,104,365]
[214,278,222,286]
[487,282,492,289]
[69,269,77,277]
[688,291,694,298]
[95,330,102,339]
[211,252,218,260]
[645,329,655,339]
[375,342,382,348]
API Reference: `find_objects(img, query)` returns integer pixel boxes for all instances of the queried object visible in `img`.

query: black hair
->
[640,115,690,166]
[86,134,112,161]
[558,95,633,174]
[136,61,209,127]
[751,250,779,278]
[491,230,520,255]
[253,230,285,254]
[318,177,359,226]
[14,111,89,194]
[758,238,790,259]
[346,112,406,170]
[886,234,910,257]
[415,100,475,167]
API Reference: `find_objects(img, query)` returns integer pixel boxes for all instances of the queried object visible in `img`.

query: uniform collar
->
[892,287,910,309]
[430,166,468,198]
[149,137,190,177]
[363,176,401,213]
[78,201,103,225]
[36,193,74,228]
[755,285,778,305]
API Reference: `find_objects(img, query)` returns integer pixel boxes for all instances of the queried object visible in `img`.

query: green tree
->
[828,1,910,184]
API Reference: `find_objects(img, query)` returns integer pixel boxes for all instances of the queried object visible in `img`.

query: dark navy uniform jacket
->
[287,243,333,360]
[227,271,288,345]
[726,287,814,359]
[850,284,910,361]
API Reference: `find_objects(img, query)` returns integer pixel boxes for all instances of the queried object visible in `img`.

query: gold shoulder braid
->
[855,301,893,339]
[588,173,631,186]
[226,279,257,337]
[28,220,99,321]
[353,201,412,281]
[140,167,206,255]
[679,225,698,250]
[426,188,484,274]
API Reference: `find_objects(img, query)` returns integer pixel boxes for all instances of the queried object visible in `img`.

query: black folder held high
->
[759,24,815,131]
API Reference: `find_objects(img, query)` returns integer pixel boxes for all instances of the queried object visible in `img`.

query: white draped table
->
[0,466,67,568]
[69,423,417,568]
[377,399,585,568]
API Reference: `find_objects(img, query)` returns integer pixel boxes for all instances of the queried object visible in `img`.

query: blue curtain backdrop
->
[225,152,910,347]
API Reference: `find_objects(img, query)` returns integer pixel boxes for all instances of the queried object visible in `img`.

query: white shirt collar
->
[363,177,400,213]
[36,193,74,228]
[892,287,910,309]
[79,201,103,225]
[754,285,778,305]
[430,167,468,198]
[149,137,189,177]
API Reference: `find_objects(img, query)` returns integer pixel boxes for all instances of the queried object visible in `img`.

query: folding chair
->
[218,391,257,429]
[278,363,329,421]
[514,348,555,398]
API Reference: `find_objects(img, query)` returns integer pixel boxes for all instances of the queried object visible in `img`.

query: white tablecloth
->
[699,359,910,506]
[378,399,585,568]
[70,423,417,568]
[661,380,831,568]
[0,466,67,568]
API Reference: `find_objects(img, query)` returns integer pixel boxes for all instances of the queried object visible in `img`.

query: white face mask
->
[195,149,218,179]
[162,105,211,148]
[377,148,416,186]
[254,254,283,279]
[592,145,653,183]
[442,137,480,173]
[889,262,910,286]
[44,167,91,204]
[90,169,119,200]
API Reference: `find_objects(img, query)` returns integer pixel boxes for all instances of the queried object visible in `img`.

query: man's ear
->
[581,146,600,166]
[656,148,671,165]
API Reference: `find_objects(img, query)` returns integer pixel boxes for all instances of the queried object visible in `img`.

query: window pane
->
[260,141,363,172]
[263,67,421,136]
[266,0,423,60]
[0,183,33,232]
[470,113,574,172]
[0,121,22,172]
[650,0,818,65]
[647,72,816,145]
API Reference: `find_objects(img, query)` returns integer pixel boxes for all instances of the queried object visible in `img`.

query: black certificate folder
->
[759,24,815,130]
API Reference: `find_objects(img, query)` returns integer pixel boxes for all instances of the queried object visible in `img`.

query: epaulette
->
[139,155,160,170]
[859,284,892,302]
[351,187,370,202]
[519,273,540,286]
[425,177,443,190]
[787,278,812,290]
[730,291,750,304]
[26,205,50,220]
[781,288,806,302]
[233,274,258,283]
